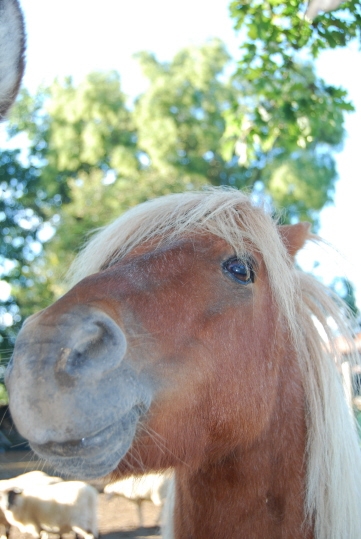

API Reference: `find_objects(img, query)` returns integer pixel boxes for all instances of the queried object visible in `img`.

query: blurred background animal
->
[0,0,25,120]
[104,473,170,527]
[0,471,62,539]
[0,480,98,539]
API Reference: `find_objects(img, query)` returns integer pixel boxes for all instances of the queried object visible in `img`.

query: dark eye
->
[222,257,254,284]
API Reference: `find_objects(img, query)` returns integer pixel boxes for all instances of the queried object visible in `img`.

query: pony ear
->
[278,222,311,258]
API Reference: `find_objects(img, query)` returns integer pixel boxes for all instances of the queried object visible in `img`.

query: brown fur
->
[51,232,310,537]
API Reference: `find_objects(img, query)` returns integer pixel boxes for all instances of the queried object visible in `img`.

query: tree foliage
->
[332,277,359,319]
[230,0,360,59]
[225,0,357,221]
[1,0,360,357]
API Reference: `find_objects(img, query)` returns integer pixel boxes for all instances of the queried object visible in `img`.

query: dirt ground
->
[0,451,161,539]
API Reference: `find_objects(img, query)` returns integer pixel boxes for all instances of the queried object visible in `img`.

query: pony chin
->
[29,406,145,479]
[29,443,129,480]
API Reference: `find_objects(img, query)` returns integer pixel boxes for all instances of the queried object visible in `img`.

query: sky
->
[1,0,361,308]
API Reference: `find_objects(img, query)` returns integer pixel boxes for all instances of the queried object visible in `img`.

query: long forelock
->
[67,189,296,323]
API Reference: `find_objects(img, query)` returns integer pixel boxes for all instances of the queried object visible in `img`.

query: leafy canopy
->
[1,0,360,358]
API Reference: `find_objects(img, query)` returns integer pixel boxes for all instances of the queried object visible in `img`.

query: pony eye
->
[222,257,254,284]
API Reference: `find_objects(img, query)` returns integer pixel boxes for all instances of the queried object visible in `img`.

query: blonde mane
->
[68,187,361,539]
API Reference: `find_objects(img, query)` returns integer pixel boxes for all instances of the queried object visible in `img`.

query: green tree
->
[2,14,360,357]
[226,0,359,222]
[0,71,138,362]
[0,147,51,357]
[332,277,359,318]
[133,40,241,186]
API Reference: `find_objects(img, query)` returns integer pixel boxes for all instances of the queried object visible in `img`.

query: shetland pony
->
[6,189,361,539]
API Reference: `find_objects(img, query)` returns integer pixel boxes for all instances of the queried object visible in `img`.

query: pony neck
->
[172,356,313,539]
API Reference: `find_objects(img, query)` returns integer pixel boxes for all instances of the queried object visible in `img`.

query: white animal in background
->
[0,0,26,120]
[0,481,98,539]
[0,471,62,491]
[0,471,62,539]
[104,473,170,527]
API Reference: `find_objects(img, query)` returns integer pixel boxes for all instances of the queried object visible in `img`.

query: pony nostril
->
[71,321,109,367]
[55,346,89,374]
[54,313,127,381]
